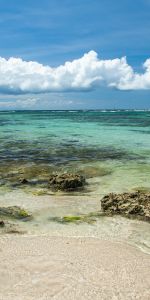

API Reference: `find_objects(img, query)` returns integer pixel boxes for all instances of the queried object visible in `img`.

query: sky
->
[0,0,150,109]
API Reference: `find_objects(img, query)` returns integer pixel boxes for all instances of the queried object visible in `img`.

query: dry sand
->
[0,235,149,300]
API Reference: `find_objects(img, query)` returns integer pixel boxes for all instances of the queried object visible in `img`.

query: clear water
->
[0,110,150,253]
[1,110,150,193]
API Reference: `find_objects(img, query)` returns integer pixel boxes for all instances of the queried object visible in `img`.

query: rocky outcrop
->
[49,173,86,191]
[0,206,32,220]
[101,191,150,222]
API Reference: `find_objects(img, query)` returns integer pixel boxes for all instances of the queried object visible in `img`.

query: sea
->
[0,110,150,253]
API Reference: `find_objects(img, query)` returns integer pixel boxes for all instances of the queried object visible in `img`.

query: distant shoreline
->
[1,109,150,112]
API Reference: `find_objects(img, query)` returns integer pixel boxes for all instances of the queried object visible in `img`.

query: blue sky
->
[0,0,150,109]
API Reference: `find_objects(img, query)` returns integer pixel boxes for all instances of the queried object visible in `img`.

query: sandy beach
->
[0,235,149,300]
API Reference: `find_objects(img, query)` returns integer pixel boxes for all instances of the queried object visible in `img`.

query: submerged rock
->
[49,211,104,225]
[0,206,32,220]
[0,221,5,227]
[50,215,95,224]
[78,165,112,178]
[101,191,150,222]
[20,178,29,184]
[49,173,86,191]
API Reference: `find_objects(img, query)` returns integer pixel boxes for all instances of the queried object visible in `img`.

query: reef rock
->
[0,206,32,220]
[101,191,150,222]
[49,173,86,191]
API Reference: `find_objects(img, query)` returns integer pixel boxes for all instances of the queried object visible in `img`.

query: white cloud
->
[0,97,39,108]
[0,50,150,94]
[16,97,40,107]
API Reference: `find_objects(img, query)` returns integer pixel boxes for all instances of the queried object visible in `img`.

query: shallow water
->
[0,110,150,253]
[1,110,150,193]
[0,190,149,254]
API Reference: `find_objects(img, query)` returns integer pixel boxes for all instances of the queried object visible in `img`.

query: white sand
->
[0,235,149,300]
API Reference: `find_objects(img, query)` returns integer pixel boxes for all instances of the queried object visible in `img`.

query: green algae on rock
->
[0,206,32,221]
[49,173,86,191]
[49,211,104,225]
[50,215,95,224]
[101,191,150,222]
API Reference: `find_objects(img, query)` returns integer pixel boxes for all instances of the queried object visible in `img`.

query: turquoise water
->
[0,110,150,252]
[1,110,150,194]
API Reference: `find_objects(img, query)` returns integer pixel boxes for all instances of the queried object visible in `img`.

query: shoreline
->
[0,191,150,254]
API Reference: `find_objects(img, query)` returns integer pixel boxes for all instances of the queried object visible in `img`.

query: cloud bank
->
[0,50,150,94]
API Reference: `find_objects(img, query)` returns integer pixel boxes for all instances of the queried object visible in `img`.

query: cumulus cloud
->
[0,50,150,94]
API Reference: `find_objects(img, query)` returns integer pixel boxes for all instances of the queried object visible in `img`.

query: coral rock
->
[49,173,85,191]
[0,206,32,220]
[101,191,150,222]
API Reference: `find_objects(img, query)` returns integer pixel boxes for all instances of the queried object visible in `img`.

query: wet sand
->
[0,235,149,300]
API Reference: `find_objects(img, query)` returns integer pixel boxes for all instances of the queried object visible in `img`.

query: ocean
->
[1,110,150,194]
[0,110,150,252]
